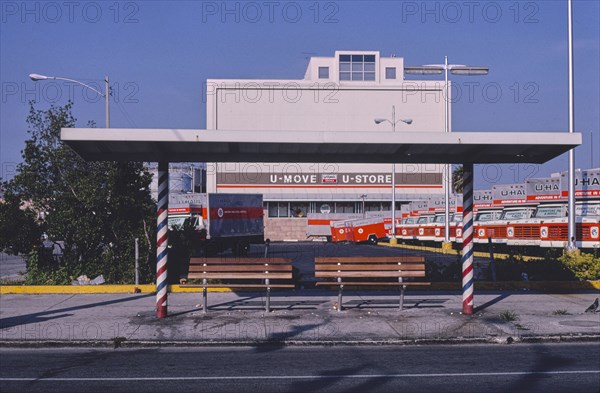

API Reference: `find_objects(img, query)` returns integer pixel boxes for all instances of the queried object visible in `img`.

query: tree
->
[0,102,156,284]
[452,165,464,194]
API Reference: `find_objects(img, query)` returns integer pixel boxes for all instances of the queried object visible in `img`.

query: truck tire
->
[368,235,378,245]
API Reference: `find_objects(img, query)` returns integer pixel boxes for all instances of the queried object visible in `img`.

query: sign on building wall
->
[216,172,442,186]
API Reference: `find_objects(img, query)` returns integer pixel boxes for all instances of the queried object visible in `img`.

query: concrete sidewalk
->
[0,290,599,347]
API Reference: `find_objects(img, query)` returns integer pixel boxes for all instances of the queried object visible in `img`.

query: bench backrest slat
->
[315,263,425,271]
[190,258,291,265]
[188,272,292,280]
[316,271,426,278]
[315,256,424,263]
[189,265,292,273]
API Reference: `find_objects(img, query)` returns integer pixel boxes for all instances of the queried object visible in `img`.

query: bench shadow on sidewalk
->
[0,293,154,330]
[344,298,448,309]
[170,294,450,315]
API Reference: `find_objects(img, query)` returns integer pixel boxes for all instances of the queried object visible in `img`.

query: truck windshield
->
[534,206,564,218]
[501,210,532,220]
[168,217,187,229]
[168,216,202,230]
[476,211,499,222]
[576,204,600,217]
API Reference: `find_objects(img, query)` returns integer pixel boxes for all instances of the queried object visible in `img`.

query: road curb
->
[1,334,598,348]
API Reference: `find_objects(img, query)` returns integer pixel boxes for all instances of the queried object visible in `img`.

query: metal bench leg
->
[338,285,343,312]
[266,287,271,313]
[399,285,406,310]
[203,287,207,313]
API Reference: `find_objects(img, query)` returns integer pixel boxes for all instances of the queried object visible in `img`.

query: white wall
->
[204,52,447,200]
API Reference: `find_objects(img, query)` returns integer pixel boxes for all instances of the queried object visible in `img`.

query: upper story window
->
[339,54,376,81]
[385,67,396,79]
[318,66,329,79]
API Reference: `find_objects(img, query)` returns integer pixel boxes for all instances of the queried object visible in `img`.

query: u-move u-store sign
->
[216,171,442,187]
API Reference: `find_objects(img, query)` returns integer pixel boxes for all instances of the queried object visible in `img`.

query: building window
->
[365,202,383,211]
[335,202,354,213]
[385,67,396,79]
[318,66,329,79]
[267,202,290,218]
[268,203,279,218]
[278,202,289,217]
[290,203,309,217]
[339,54,376,81]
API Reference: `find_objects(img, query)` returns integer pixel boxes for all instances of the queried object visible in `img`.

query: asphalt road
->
[1,343,598,393]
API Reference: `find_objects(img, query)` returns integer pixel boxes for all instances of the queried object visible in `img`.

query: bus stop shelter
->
[61,128,581,318]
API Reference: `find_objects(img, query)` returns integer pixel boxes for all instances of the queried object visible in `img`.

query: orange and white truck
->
[168,193,264,255]
[348,217,388,244]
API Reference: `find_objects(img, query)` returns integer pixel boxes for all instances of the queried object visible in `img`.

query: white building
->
[204,51,447,240]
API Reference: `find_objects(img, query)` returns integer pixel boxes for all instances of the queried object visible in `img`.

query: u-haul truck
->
[348,217,387,244]
[330,220,351,243]
[168,193,264,255]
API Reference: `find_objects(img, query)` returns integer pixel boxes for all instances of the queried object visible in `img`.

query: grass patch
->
[499,310,519,322]
[552,309,570,316]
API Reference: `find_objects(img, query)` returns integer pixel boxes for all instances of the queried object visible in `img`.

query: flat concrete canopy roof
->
[61,128,581,164]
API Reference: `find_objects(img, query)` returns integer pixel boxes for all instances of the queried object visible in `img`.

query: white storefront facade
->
[205,51,447,240]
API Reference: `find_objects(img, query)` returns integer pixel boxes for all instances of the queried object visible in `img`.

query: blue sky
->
[1,0,598,188]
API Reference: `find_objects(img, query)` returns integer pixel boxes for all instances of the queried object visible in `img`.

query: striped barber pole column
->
[156,162,169,318]
[461,163,475,315]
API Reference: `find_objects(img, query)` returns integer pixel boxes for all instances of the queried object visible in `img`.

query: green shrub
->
[24,250,71,285]
[558,252,600,281]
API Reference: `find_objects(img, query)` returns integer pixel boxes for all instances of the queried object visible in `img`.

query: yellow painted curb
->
[0,284,156,294]
[0,284,235,295]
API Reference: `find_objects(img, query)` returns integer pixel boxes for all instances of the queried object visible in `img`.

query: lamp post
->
[360,194,367,218]
[405,58,489,249]
[374,105,412,244]
[29,73,110,128]
[567,0,576,250]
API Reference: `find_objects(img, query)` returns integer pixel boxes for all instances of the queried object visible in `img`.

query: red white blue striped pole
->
[461,163,474,315]
[156,162,169,319]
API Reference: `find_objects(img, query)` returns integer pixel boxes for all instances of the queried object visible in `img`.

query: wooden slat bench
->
[315,256,429,311]
[180,258,294,312]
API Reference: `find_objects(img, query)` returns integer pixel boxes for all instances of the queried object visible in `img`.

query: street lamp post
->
[405,59,489,249]
[360,194,367,218]
[374,106,412,244]
[567,0,577,250]
[29,73,110,128]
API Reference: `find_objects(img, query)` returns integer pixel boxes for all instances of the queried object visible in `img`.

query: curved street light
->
[374,105,412,243]
[29,73,110,128]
